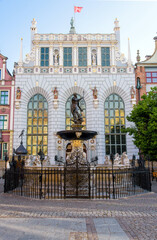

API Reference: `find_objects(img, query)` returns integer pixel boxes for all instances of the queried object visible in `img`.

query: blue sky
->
[0,0,157,72]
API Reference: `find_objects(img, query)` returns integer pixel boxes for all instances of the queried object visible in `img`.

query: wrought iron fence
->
[4,166,151,199]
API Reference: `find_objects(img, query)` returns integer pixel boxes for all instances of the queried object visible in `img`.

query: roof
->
[137,37,157,66]
[0,53,8,60]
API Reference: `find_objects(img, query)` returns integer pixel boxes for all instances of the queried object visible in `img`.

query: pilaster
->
[87,44,91,66]
[97,45,101,66]
[35,45,39,66]
[59,44,63,66]
[49,45,53,66]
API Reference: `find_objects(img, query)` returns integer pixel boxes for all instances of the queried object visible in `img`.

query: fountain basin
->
[57,130,97,141]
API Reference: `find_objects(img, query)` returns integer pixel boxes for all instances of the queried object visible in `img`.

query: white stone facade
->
[14,19,138,164]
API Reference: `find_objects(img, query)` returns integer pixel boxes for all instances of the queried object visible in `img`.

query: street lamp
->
[38,148,45,199]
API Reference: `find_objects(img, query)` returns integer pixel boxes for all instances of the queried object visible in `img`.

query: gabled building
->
[0,54,15,161]
[135,36,157,102]
[13,18,137,164]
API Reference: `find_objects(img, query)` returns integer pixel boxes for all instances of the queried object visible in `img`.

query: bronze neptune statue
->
[71,93,83,124]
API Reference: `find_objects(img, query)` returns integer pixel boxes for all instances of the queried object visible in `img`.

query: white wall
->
[14,72,138,164]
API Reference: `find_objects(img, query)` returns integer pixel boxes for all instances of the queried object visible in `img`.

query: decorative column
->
[127,38,133,73]
[87,44,91,73]
[73,44,77,66]
[59,44,63,66]
[111,44,115,66]
[73,44,78,73]
[49,45,53,66]
[87,44,91,66]
[97,45,101,66]
[35,45,39,66]
[111,45,117,73]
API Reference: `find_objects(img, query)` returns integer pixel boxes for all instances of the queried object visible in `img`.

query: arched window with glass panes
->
[27,94,48,156]
[104,94,126,155]
[65,94,86,130]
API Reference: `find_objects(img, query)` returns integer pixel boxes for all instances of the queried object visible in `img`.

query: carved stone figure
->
[33,156,41,166]
[54,49,59,66]
[16,87,21,99]
[91,51,97,66]
[104,155,111,165]
[52,87,58,99]
[91,86,98,99]
[43,156,51,166]
[114,153,121,165]
[71,93,83,124]
[25,157,32,167]
[130,86,136,99]
[121,152,130,166]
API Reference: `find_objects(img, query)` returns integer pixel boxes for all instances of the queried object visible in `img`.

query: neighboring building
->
[0,54,15,160]
[14,18,137,164]
[135,36,157,102]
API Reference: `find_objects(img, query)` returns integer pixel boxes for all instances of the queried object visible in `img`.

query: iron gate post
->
[110,153,115,199]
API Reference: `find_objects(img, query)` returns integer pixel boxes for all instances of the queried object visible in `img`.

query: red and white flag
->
[74,6,83,13]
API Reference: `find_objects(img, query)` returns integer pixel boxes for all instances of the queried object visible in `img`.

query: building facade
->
[135,36,157,102]
[0,54,14,160]
[14,18,137,164]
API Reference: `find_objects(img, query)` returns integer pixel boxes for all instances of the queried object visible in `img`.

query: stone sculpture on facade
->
[52,87,58,99]
[52,87,59,109]
[71,93,83,124]
[15,87,22,109]
[130,86,136,106]
[91,50,97,66]
[16,87,21,99]
[130,86,135,99]
[53,49,59,66]
[91,86,98,99]
[91,86,99,108]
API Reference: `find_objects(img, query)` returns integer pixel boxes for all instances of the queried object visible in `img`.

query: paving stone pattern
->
[0,179,157,240]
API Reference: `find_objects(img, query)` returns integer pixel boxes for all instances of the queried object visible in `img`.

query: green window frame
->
[65,94,86,130]
[40,47,49,67]
[101,47,110,66]
[78,47,87,67]
[0,91,8,105]
[64,47,72,67]
[0,115,8,130]
[105,94,126,155]
[27,94,48,156]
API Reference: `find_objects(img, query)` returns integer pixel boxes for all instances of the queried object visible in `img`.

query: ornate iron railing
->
[4,166,151,199]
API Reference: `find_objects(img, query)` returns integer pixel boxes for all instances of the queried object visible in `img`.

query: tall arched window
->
[104,94,126,155]
[65,94,86,130]
[27,94,48,155]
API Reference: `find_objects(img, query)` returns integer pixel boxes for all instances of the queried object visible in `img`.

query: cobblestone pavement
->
[0,179,157,240]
